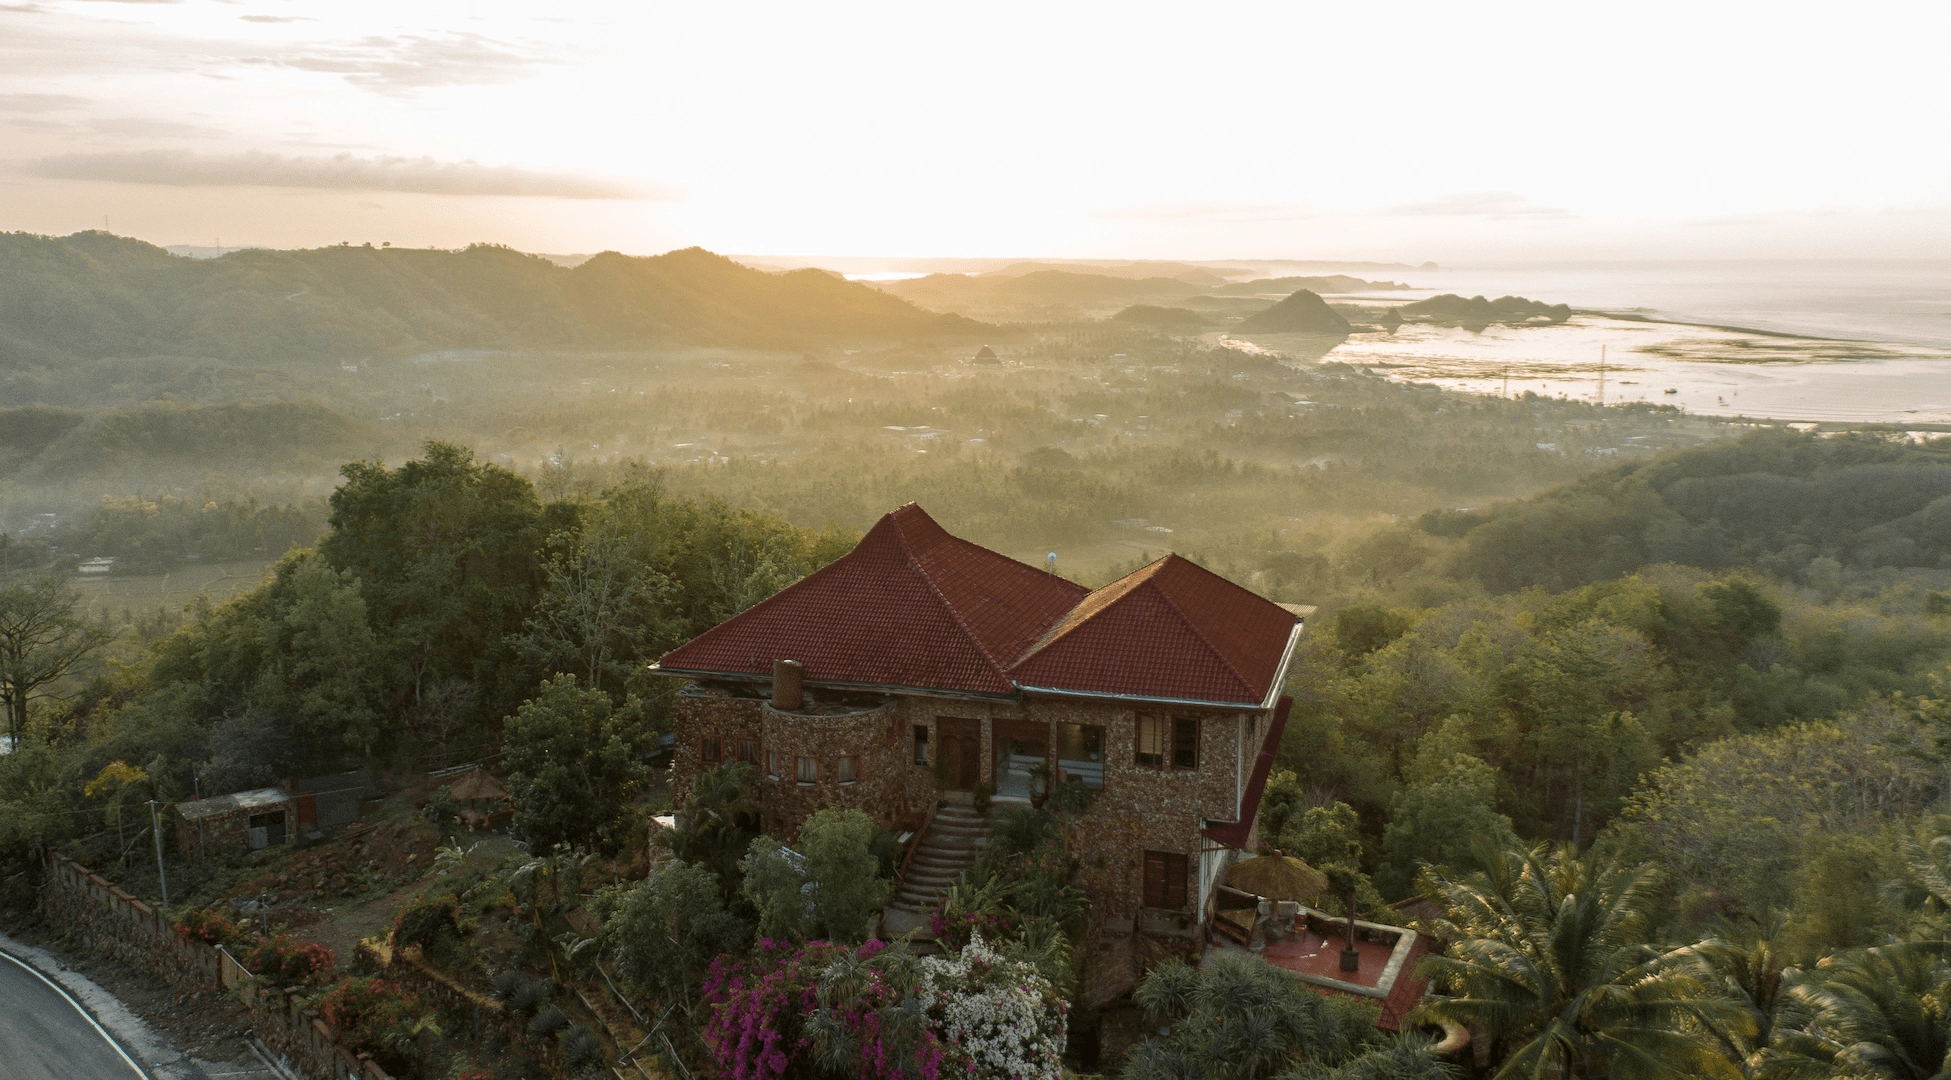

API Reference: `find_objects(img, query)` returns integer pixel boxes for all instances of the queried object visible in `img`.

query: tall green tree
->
[669,762,762,900]
[596,859,750,1014]
[740,807,892,944]
[1378,753,1518,897]
[501,674,652,856]
[319,442,548,743]
[1414,841,1747,1079]
[0,578,113,745]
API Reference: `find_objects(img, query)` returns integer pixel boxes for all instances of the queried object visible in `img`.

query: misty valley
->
[4,231,1951,1080]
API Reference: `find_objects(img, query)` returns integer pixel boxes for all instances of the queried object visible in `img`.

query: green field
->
[64,558,277,617]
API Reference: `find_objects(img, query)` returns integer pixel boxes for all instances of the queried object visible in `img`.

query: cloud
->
[84,115,224,138]
[1386,192,1574,219]
[1086,199,1314,223]
[23,149,668,200]
[267,33,538,94]
[240,15,312,23]
[0,93,86,112]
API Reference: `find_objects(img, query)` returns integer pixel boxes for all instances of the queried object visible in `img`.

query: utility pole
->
[148,800,169,907]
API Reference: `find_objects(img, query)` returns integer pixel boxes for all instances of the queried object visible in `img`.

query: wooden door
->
[938,718,982,791]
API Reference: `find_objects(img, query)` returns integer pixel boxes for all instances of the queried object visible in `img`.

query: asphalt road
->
[0,949,148,1080]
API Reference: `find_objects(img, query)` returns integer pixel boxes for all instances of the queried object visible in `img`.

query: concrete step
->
[926,823,990,838]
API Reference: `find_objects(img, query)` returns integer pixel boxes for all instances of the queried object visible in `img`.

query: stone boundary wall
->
[356,939,564,1073]
[43,854,391,1080]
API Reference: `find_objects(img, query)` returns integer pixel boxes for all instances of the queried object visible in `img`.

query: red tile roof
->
[655,504,1086,695]
[654,504,1302,706]
[1012,555,1298,706]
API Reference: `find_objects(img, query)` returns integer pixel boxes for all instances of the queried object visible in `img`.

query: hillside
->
[0,232,981,367]
[1235,289,1352,334]
[1213,274,1408,296]
[1110,305,1211,331]
[879,269,1208,321]
[1432,429,1951,591]
[1395,293,1571,330]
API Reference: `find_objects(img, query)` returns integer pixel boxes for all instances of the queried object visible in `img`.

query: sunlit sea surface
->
[1239,260,1951,425]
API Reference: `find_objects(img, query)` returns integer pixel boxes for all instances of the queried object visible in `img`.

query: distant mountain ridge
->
[1236,290,1352,334]
[0,232,982,365]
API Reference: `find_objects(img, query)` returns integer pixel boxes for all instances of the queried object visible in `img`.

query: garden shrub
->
[528,1004,568,1037]
[700,935,1065,1080]
[491,969,553,1017]
[558,1024,603,1069]
[319,977,441,1071]
[392,891,462,963]
[919,933,1065,1080]
[242,936,336,984]
[701,939,928,1080]
[174,908,240,947]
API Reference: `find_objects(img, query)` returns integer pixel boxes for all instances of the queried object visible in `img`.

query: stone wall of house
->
[755,700,919,841]
[672,687,937,842]
[43,854,390,1080]
[174,802,296,861]
[671,679,1275,923]
[1031,699,1249,921]
[669,686,765,812]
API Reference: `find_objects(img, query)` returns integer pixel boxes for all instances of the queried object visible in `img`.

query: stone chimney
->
[772,659,803,711]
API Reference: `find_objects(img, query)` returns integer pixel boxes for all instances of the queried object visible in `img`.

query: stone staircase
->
[881,803,991,938]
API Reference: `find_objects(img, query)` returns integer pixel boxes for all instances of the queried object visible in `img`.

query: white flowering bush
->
[919,932,1067,1080]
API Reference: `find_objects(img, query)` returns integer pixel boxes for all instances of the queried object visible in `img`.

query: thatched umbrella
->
[447,769,508,804]
[1225,854,1328,902]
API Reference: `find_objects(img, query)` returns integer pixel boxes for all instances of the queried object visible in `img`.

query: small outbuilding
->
[446,768,512,830]
[971,345,1000,365]
[173,787,294,860]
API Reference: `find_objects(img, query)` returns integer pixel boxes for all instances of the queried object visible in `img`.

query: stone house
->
[653,504,1303,930]
[173,787,295,860]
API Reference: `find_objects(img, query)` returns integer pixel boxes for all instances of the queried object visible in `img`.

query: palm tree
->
[1762,945,1951,1080]
[1125,952,1352,1080]
[1663,914,1796,1076]
[670,761,760,897]
[1412,840,1748,1079]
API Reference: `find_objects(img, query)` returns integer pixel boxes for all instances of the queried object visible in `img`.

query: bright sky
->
[4,0,1949,261]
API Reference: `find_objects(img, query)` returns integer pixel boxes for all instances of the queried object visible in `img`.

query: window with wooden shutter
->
[838,755,860,784]
[796,756,817,785]
[767,749,782,780]
[1136,714,1166,767]
[1173,717,1199,770]
[737,738,760,766]
[700,735,722,767]
[1143,850,1188,910]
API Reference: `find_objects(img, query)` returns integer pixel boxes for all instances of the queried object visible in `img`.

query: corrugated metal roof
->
[174,787,289,820]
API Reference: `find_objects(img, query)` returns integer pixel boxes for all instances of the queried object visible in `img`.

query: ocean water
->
[1268,260,1951,425]
[1333,260,1951,348]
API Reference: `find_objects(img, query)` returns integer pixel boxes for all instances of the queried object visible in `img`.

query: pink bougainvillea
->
[700,939,943,1080]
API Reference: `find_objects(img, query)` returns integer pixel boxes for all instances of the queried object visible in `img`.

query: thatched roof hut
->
[1225,853,1328,901]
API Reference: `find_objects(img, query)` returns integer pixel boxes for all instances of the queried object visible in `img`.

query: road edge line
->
[0,945,153,1079]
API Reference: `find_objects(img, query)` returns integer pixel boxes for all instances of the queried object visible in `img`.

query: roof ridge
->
[895,504,1086,668]
[907,545,1014,682]
[1011,558,1161,666]
[1133,570,1259,699]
